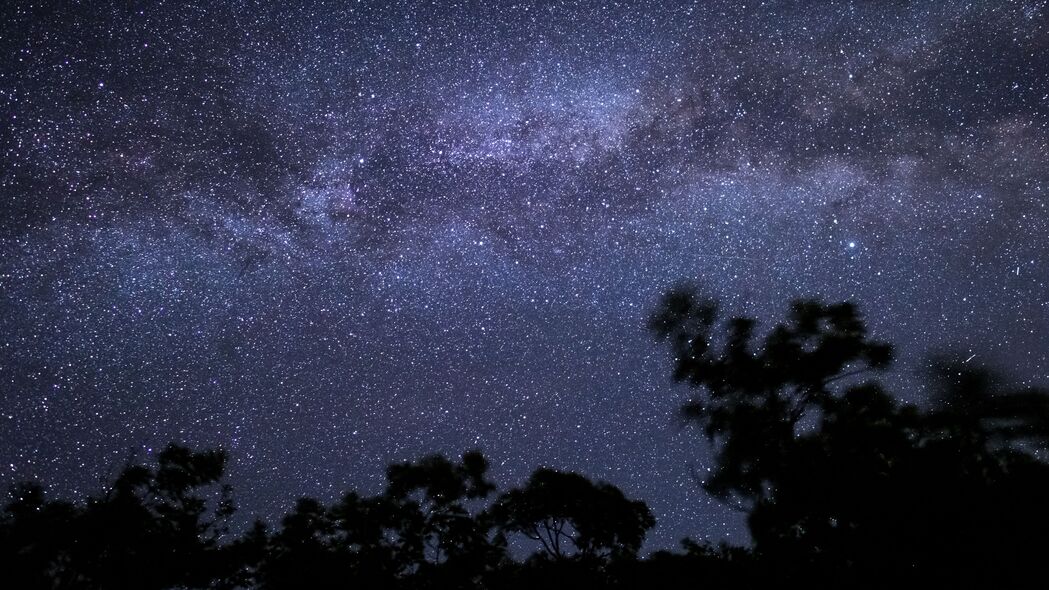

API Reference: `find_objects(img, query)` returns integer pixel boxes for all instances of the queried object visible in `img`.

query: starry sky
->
[1,0,1047,548]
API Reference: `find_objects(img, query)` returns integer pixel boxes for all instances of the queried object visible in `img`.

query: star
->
[1,0,1047,551]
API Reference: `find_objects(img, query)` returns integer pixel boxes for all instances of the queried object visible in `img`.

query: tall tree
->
[650,285,1049,586]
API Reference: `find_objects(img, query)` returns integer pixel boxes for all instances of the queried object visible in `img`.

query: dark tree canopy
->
[1,444,235,590]
[488,468,655,562]
[3,289,1049,589]
[650,285,894,502]
[650,285,1049,587]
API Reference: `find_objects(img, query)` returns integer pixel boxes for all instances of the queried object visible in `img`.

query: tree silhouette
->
[1,482,79,589]
[488,468,654,564]
[650,285,1049,586]
[483,468,654,590]
[649,285,893,505]
[251,450,507,590]
[1,444,235,590]
[383,451,506,588]
[4,288,1049,588]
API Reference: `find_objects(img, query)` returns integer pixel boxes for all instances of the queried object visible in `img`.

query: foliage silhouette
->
[3,288,1049,588]
[488,468,654,562]
[1,444,235,589]
[650,284,1049,587]
[251,451,508,590]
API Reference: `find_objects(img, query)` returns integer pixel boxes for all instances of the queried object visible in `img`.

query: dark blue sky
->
[2,0,1047,549]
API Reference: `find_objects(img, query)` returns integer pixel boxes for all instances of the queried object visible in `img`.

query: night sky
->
[2,0,1047,549]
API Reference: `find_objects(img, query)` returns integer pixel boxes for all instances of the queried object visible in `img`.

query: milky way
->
[2,0,1048,548]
